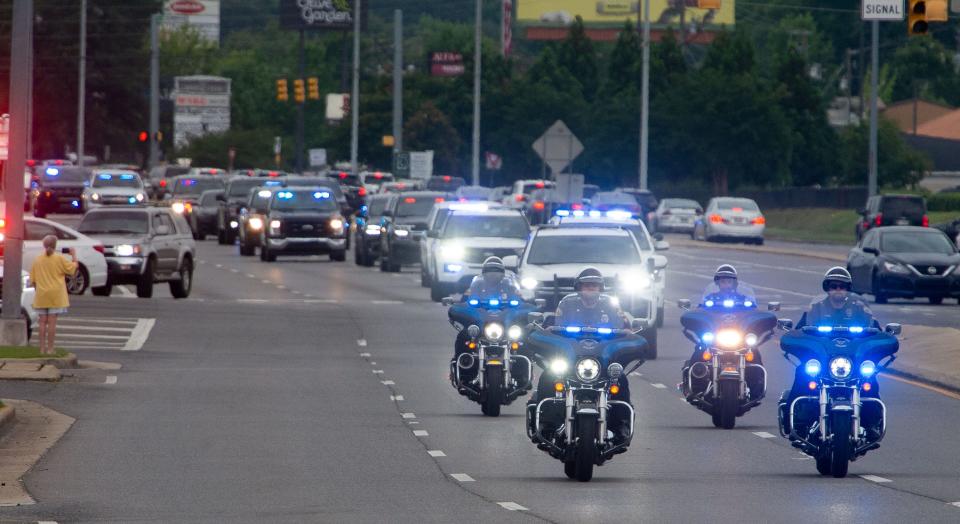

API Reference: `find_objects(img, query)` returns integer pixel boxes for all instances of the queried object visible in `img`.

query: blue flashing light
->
[860,360,877,377]
[313,191,330,199]
[468,299,479,306]
[565,326,582,334]
[588,210,602,218]
[572,210,585,217]
[120,174,135,180]
[128,197,137,204]
[277,191,294,200]
[701,332,715,344]
[817,326,833,333]
[744,301,754,307]
[488,299,500,307]
[264,180,283,186]
[555,210,570,217]
[606,210,633,220]
[360,205,368,213]
[849,326,864,334]
[705,300,715,307]
[97,174,112,180]
[45,167,60,176]
[509,299,520,307]
[71,200,80,208]
[805,360,822,377]
[723,299,735,308]
[444,264,463,273]
[183,179,197,186]
[597,327,613,335]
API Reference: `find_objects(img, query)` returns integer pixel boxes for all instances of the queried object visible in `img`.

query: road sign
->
[394,152,410,177]
[532,120,583,176]
[862,0,905,20]
[485,151,502,170]
[308,148,327,167]
[409,151,434,179]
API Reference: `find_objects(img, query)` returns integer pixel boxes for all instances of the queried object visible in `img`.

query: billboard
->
[173,76,231,148]
[163,0,220,43]
[517,0,734,29]
[430,52,465,77]
[280,0,359,30]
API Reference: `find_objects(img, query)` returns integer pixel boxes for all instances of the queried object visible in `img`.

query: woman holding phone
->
[29,235,77,354]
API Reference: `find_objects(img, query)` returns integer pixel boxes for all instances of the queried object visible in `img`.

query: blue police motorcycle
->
[778,301,900,478]
[444,295,539,416]
[522,315,646,482]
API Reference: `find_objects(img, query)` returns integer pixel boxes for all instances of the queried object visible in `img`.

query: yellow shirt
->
[29,253,78,309]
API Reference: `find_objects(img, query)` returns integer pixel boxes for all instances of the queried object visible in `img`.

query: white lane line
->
[408,421,420,425]
[58,333,129,340]
[391,395,405,401]
[215,264,223,268]
[276,285,287,290]
[630,372,642,377]
[261,279,272,284]
[115,286,136,298]
[752,431,776,439]
[229,268,239,273]
[371,300,404,305]
[651,383,667,389]
[123,318,156,351]
[357,339,368,347]
[372,370,384,374]
[401,413,416,419]
[949,501,960,508]
[450,473,475,482]
[291,290,302,294]
[359,352,371,357]
[370,361,377,365]
[104,375,117,385]
[427,450,446,457]
[381,380,395,385]
[497,502,528,511]
[247,273,256,278]
[38,521,59,524]
[57,325,136,332]
[60,318,138,325]
[860,475,892,483]
[413,430,429,437]
[303,299,337,304]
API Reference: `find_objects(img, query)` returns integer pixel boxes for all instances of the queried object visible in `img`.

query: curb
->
[884,366,960,397]
[0,364,61,382]
[0,404,15,438]
[669,237,847,263]
[0,352,78,369]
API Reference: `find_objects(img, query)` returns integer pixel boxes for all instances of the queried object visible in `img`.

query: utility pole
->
[471,0,482,186]
[350,0,360,176]
[638,0,650,190]
[149,13,160,170]
[392,9,403,157]
[296,29,305,173]
[1,0,32,344]
[77,0,87,167]
[868,21,878,198]
[26,16,33,161]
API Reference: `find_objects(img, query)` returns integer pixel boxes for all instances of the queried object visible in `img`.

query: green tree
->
[557,17,600,101]
[775,51,837,186]
[838,118,931,188]
[884,37,959,106]
[404,101,462,174]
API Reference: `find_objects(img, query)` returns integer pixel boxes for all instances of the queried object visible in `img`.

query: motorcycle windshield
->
[804,294,875,330]
[700,282,759,309]
[524,328,646,370]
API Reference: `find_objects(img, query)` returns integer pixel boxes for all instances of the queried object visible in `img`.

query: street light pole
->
[350,0,360,176]
[638,0,650,190]
[867,20,879,198]
[77,0,87,167]
[149,13,160,171]
[392,9,403,156]
[471,0,482,186]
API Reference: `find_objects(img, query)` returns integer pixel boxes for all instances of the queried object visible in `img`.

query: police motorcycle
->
[442,293,543,416]
[778,298,900,478]
[522,312,647,482]
[678,282,778,429]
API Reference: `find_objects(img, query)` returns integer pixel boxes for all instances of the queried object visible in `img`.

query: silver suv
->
[77,207,197,298]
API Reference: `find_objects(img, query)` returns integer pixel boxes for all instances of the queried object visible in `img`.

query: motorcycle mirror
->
[768,302,781,312]
[534,298,547,310]
[677,299,691,310]
[778,319,794,331]
[527,312,543,325]
[607,363,624,379]
[884,323,902,336]
[467,325,481,338]
[630,318,646,331]
[441,296,455,306]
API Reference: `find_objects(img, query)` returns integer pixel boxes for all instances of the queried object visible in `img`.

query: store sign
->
[430,52,465,77]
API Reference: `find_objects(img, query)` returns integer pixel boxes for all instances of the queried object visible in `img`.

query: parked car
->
[76,207,197,298]
[0,264,37,341]
[30,166,91,217]
[693,197,766,245]
[615,187,659,226]
[652,198,703,234]
[8,217,109,296]
[856,194,928,241]
[82,170,148,209]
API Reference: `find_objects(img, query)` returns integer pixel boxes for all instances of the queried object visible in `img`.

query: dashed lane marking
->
[370,361,377,365]
[104,376,117,385]
[357,339,368,347]
[497,502,528,511]
[651,383,667,389]
[949,502,960,508]
[391,395,405,401]
[246,274,256,278]
[752,431,776,439]
[860,475,892,483]
[372,370,384,374]
[401,413,415,419]
[381,380,395,385]
[359,352,371,357]
[408,421,420,425]
[371,300,404,305]
[413,430,429,437]
[115,285,136,298]
[451,473,475,482]
[427,450,446,457]
[215,264,222,268]
[261,280,272,284]
[229,268,239,273]
[277,285,287,290]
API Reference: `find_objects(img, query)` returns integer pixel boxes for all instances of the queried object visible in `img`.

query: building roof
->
[915,108,960,141]
[882,99,955,134]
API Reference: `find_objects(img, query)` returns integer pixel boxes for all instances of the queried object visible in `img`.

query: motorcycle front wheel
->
[718,380,739,429]
[573,415,597,482]
[482,368,503,417]
[830,412,852,478]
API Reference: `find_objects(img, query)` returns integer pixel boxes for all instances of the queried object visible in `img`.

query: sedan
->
[847,226,960,304]
[693,197,765,245]
[652,198,702,234]
[15,217,109,295]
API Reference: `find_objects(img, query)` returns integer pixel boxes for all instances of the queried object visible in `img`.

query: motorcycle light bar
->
[701,332,715,344]
[555,210,570,217]
[597,327,613,335]
[723,299,735,308]
[817,326,833,333]
[565,326,582,333]
[509,299,520,307]
[488,299,500,307]
[849,326,864,334]
[468,299,480,306]
[589,210,602,218]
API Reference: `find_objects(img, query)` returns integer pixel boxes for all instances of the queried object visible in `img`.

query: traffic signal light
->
[138,131,148,142]
[307,77,320,100]
[276,79,289,101]
[293,79,305,103]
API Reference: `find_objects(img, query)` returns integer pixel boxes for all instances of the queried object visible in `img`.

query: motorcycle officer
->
[778,267,882,436]
[528,267,633,443]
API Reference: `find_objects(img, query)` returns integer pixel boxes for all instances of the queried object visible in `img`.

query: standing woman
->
[30,235,77,355]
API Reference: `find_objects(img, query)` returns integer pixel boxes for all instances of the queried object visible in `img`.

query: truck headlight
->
[330,218,344,231]
[619,272,651,292]
[269,220,282,235]
[115,244,140,256]
[135,193,145,202]
[90,193,100,201]
[440,243,466,261]
[171,202,186,214]
[249,217,264,231]
[521,277,538,290]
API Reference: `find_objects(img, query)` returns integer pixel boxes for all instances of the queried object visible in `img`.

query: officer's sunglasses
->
[827,283,848,290]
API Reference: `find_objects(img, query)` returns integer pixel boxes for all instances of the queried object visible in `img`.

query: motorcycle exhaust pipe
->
[457,353,476,369]
[690,362,710,380]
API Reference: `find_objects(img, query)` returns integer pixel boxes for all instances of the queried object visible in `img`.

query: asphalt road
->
[2,227,960,522]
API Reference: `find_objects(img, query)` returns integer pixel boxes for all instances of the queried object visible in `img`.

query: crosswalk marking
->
[31,317,156,352]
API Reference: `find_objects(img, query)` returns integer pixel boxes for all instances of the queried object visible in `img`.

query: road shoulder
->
[0,399,74,506]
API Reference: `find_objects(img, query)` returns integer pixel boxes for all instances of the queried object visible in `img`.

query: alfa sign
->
[862,0,905,21]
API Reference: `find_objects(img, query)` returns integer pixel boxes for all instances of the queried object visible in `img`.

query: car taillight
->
[753,216,766,225]
[94,245,105,254]
[0,218,5,229]
[922,215,929,227]
[571,203,583,210]
[532,201,545,210]
[358,187,367,197]
[159,179,167,187]
[515,194,526,202]
[874,213,882,226]
[709,214,724,224]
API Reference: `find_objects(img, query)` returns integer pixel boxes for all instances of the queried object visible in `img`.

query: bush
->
[927,193,960,212]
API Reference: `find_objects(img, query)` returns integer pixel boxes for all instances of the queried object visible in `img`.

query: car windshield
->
[805,294,875,329]
[228,179,264,197]
[200,192,221,206]
[663,199,702,211]
[442,215,529,239]
[42,167,89,182]
[174,178,224,196]
[556,222,651,251]
[881,231,955,254]
[270,190,339,212]
[366,197,390,216]
[592,193,638,206]
[881,197,925,217]
[527,235,641,265]
[332,173,361,186]
[77,211,149,235]
[700,282,758,308]
[397,196,443,217]
[92,173,141,188]
[522,181,553,194]
[716,199,759,212]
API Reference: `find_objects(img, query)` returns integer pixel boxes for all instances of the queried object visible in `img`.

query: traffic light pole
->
[350,0,360,177]
[868,20,878,198]
[471,0,482,187]
[77,0,87,167]
[638,0,650,191]
[296,29,305,173]
[1,0,31,343]
[149,13,160,171]
[392,9,403,156]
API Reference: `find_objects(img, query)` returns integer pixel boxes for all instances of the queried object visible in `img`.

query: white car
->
[425,206,530,302]
[505,226,667,358]
[83,170,148,208]
[21,217,108,295]
[359,171,395,193]
[419,201,506,286]
[0,264,37,341]
[652,198,702,234]
[504,179,555,209]
[693,197,765,245]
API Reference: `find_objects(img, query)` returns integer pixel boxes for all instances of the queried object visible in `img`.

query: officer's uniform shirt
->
[464,274,521,301]
[556,293,625,329]
[798,293,876,328]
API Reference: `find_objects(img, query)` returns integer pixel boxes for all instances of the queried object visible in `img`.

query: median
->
[0,347,78,381]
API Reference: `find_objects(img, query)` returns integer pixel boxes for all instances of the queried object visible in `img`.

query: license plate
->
[895,218,909,226]
[734,217,745,224]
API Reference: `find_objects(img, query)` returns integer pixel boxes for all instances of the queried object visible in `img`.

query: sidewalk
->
[888,324,960,394]
[668,236,847,263]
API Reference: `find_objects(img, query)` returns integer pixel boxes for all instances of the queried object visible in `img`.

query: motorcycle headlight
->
[829,357,853,379]
[715,329,743,349]
[115,244,140,257]
[883,261,910,274]
[135,193,145,202]
[744,333,758,347]
[859,360,877,378]
[394,229,409,237]
[484,322,504,341]
[91,193,100,201]
[521,277,538,290]
[619,272,651,292]
[804,359,821,377]
[365,224,381,235]
[576,358,601,382]
[440,243,466,261]
[549,358,569,376]
[249,217,264,231]
[507,325,523,340]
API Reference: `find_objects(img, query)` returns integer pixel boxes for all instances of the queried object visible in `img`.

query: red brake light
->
[874,213,882,226]
[339,172,348,179]
[753,216,766,225]
[374,172,383,179]
[515,194,526,202]
[94,245,105,254]
[443,176,451,182]
[532,201,545,210]
[404,197,416,204]
[922,215,929,227]
[435,197,445,203]
[55,160,63,165]
[571,203,583,210]
[26,159,36,167]
[535,181,545,189]
[709,214,724,224]
[358,187,367,197]
[268,171,279,177]
[159,179,167,187]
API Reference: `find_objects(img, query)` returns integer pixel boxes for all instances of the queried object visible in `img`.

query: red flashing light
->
[93,245,105,254]
[443,176,451,182]
[404,197,416,204]
[26,159,36,167]
[874,214,882,227]
[159,179,167,187]
[435,197,445,203]
[358,187,367,197]
[138,131,148,142]
[268,171,279,177]
[571,203,583,210]
[535,181,545,189]
[922,215,929,227]
[339,172,348,179]
[515,194,526,202]
[55,160,64,165]
[532,201,545,211]
[374,172,383,179]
